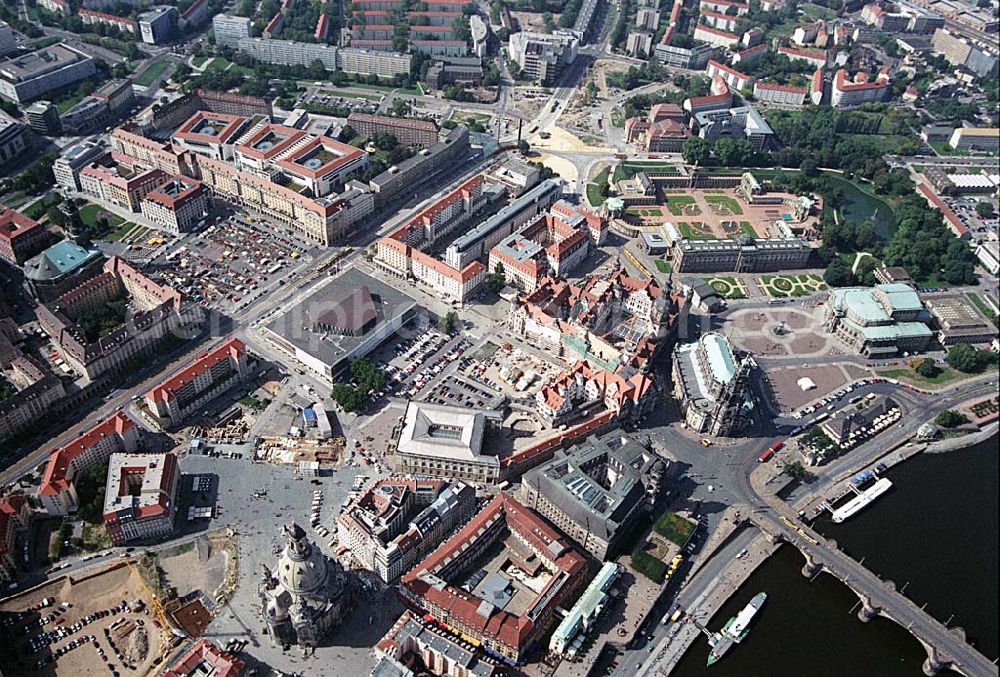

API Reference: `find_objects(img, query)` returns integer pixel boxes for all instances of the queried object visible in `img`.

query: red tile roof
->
[39,413,135,497]
[401,493,586,655]
[755,82,808,93]
[917,183,967,235]
[162,639,245,676]
[145,338,245,404]
[0,204,41,243]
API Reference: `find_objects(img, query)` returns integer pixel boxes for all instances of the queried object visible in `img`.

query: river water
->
[672,434,997,676]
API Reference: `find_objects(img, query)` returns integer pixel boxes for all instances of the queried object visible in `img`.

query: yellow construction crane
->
[123,557,173,642]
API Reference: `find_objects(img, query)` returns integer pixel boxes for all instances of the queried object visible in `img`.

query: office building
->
[520,431,668,559]
[0,204,47,266]
[824,283,934,356]
[485,157,541,197]
[672,332,753,436]
[654,41,716,69]
[0,21,16,57]
[425,56,484,90]
[336,477,476,584]
[0,43,97,104]
[213,14,253,48]
[673,236,812,273]
[140,175,208,234]
[38,412,140,516]
[368,125,471,205]
[0,114,28,170]
[508,31,579,85]
[400,493,587,665]
[59,78,135,135]
[260,522,354,647]
[102,452,179,545]
[263,267,417,383]
[346,112,438,147]
[52,138,108,192]
[37,256,202,379]
[692,105,774,148]
[24,100,61,135]
[392,401,503,484]
[139,6,177,45]
[144,338,250,429]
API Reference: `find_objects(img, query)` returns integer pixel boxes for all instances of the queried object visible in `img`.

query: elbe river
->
[672,434,997,676]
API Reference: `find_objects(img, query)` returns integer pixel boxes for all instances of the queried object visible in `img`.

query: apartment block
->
[80,163,168,212]
[753,81,809,107]
[707,59,754,91]
[37,256,201,379]
[336,477,476,584]
[0,204,47,266]
[346,112,439,147]
[213,14,253,48]
[0,353,65,444]
[79,8,138,34]
[195,155,349,246]
[693,24,740,48]
[38,412,140,516]
[102,452,179,545]
[140,176,208,235]
[144,338,250,429]
[830,68,890,107]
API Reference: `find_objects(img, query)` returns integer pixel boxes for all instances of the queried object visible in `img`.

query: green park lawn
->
[134,58,171,87]
[708,276,746,299]
[676,221,715,239]
[655,259,672,274]
[704,194,744,215]
[79,204,124,229]
[665,196,699,217]
[760,274,826,297]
